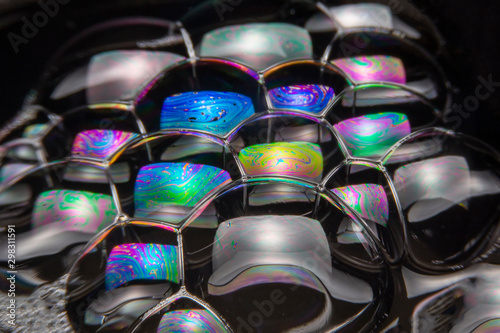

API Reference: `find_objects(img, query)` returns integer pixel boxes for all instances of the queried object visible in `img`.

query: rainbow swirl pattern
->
[31,189,117,233]
[268,84,335,113]
[333,184,389,227]
[200,23,312,71]
[71,129,139,159]
[332,55,406,84]
[105,243,179,292]
[134,163,232,218]
[334,112,410,157]
[157,309,226,333]
[238,141,323,180]
[161,91,255,136]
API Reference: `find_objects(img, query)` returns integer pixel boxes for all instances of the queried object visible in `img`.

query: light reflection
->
[209,215,374,303]
[200,23,312,71]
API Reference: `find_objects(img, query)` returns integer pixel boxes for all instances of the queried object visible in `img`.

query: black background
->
[0,0,499,148]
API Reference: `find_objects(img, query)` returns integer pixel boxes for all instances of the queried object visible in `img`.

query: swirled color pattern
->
[268,85,335,113]
[32,189,117,233]
[105,243,179,292]
[238,141,323,180]
[157,309,226,333]
[333,184,389,227]
[134,163,231,220]
[71,129,139,159]
[332,55,406,84]
[200,23,312,71]
[161,91,255,137]
[334,112,410,158]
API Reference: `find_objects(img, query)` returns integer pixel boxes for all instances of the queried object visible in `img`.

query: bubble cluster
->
[0,1,498,333]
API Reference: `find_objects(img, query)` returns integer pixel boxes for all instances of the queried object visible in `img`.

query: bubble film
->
[200,23,312,70]
[268,84,335,113]
[32,189,117,233]
[393,155,500,223]
[238,141,323,180]
[134,163,231,222]
[334,112,410,158]
[333,184,389,227]
[332,55,406,84]
[105,243,179,292]
[161,91,255,136]
[156,309,226,333]
[71,129,139,159]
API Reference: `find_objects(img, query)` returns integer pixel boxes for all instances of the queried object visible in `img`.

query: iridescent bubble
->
[332,55,406,84]
[334,112,410,158]
[134,163,231,223]
[105,243,179,292]
[161,91,255,136]
[268,84,335,113]
[384,129,500,268]
[238,141,323,180]
[71,129,139,159]
[200,23,312,71]
[32,189,117,233]
[157,309,227,333]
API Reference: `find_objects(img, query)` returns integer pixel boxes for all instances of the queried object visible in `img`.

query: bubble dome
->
[1,1,500,332]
